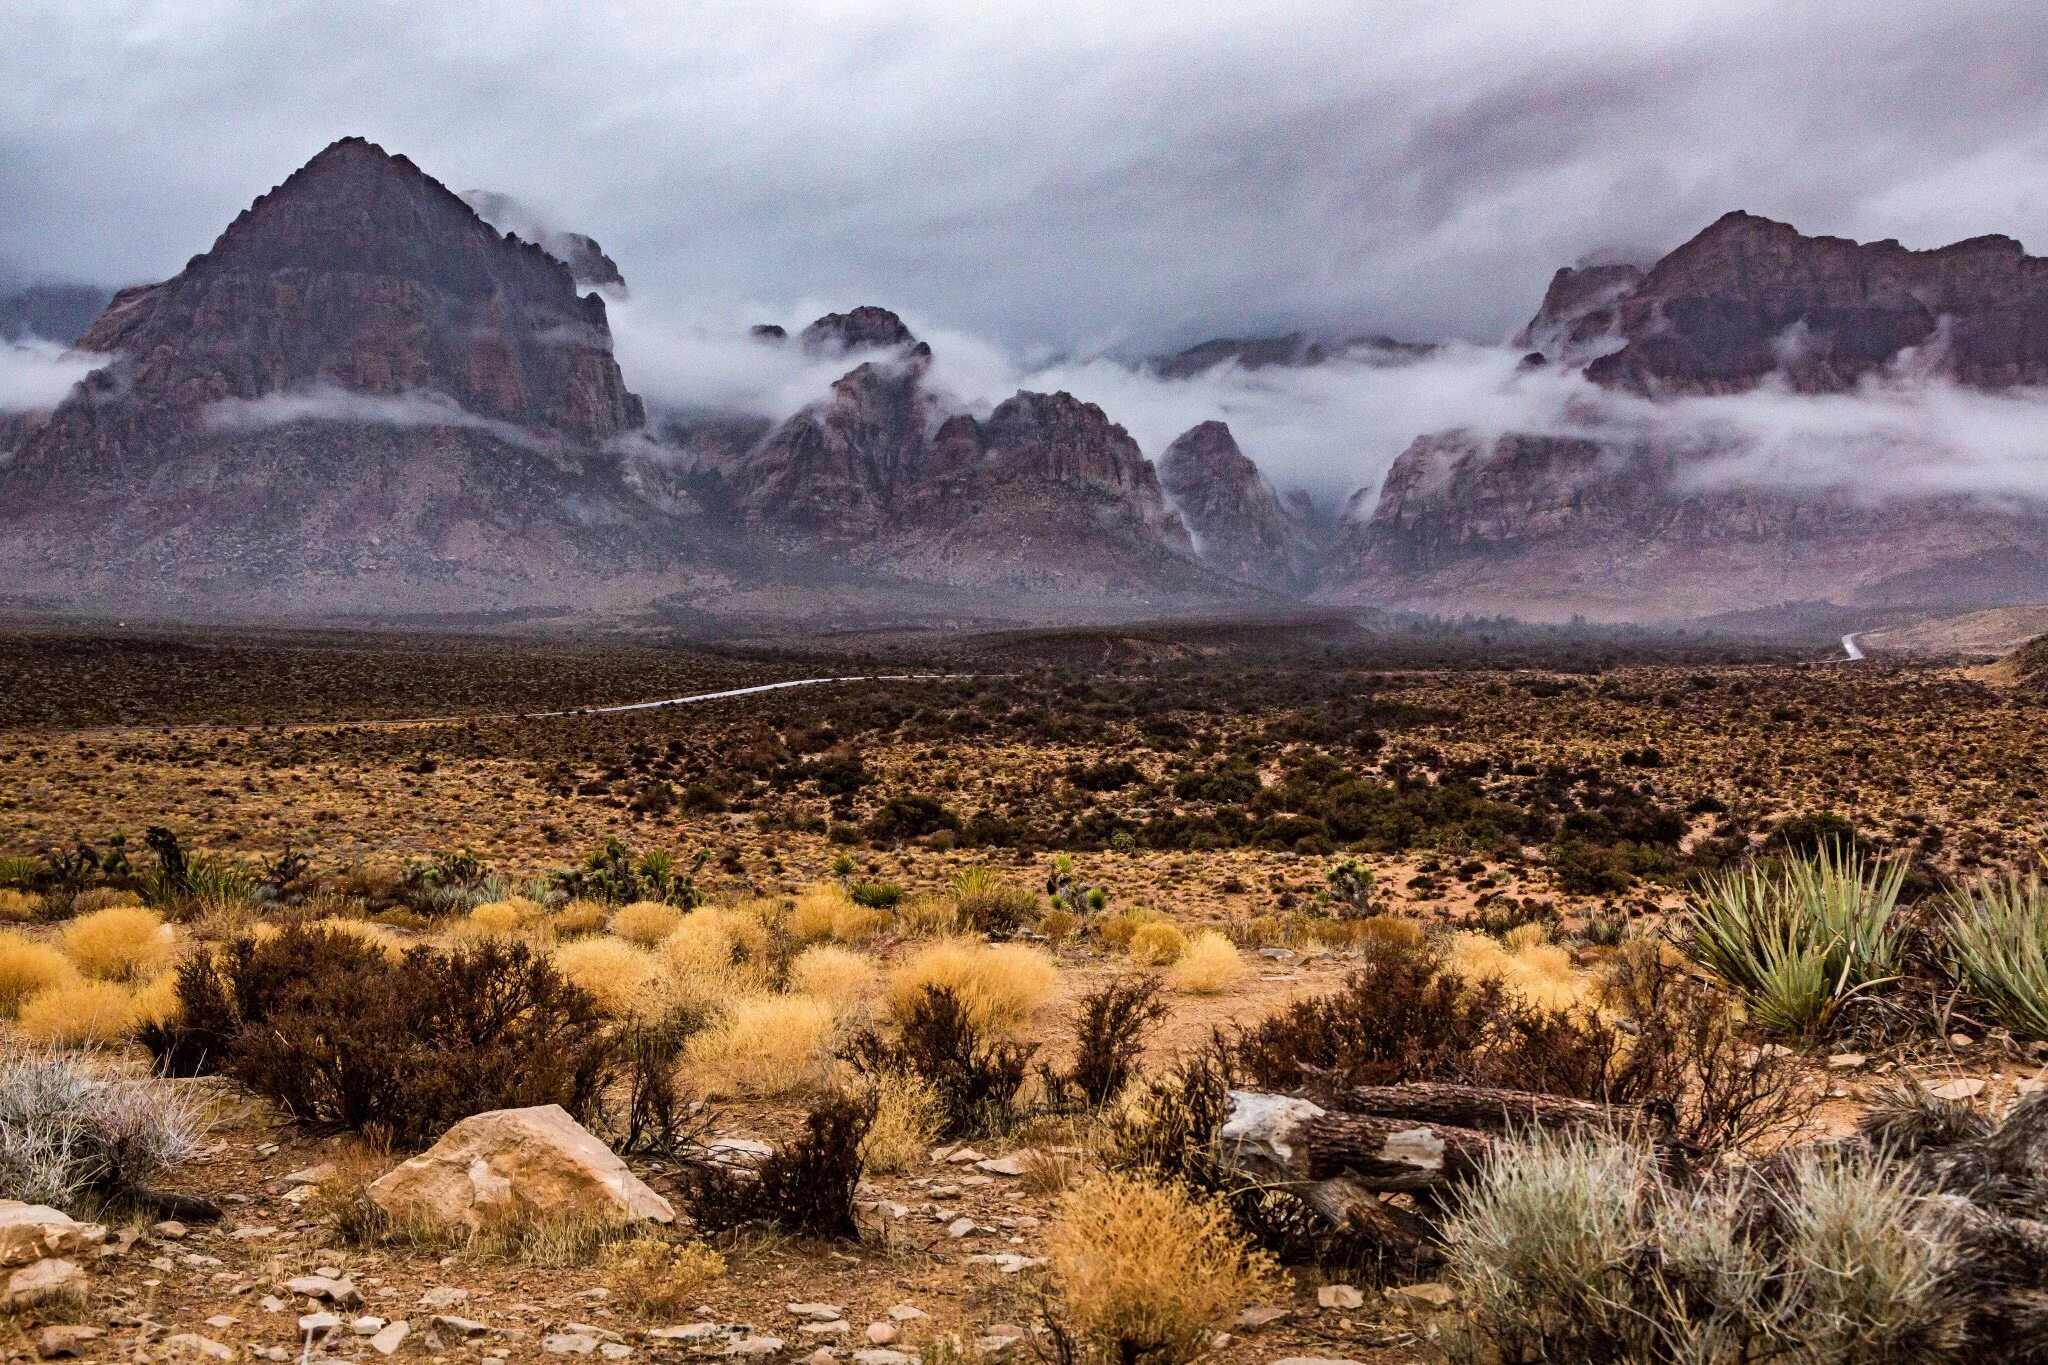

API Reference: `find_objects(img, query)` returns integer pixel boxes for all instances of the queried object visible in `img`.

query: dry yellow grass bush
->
[896,894,958,939]
[129,970,183,1030]
[609,900,682,947]
[61,906,172,982]
[1046,1172,1274,1365]
[887,939,1057,1033]
[552,899,611,937]
[1448,928,1589,1011]
[1127,921,1188,966]
[1098,909,1158,949]
[468,900,527,935]
[1355,913,1427,952]
[859,1070,943,1174]
[831,905,892,944]
[19,979,139,1045]
[1167,930,1245,994]
[685,993,840,1098]
[788,944,878,1011]
[789,885,853,942]
[599,1237,727,1317]
[1037,908,1081,943]
[0,889,42,923]
[70,888,142,915]
[554,938,664,1018]
[0,930,76,1015]
[661,905,775,1008]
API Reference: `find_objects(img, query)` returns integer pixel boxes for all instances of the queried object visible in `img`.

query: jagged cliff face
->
[1158,421,1316,592]
[1321,212,2048,622]
[460,190,628,295]
[0,138,682,618]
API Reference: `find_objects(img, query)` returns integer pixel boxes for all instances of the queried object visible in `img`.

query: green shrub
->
[1943,869,2048,1039]
[949,864,1036,936]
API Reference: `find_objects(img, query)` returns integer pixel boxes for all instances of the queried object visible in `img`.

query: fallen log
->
[1317,1081,1650,1135]
[1220,1090,1493,1192]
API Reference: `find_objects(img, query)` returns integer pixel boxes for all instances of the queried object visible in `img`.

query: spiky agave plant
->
[1943,868,2048,1040]
[1684,843,1906,1036]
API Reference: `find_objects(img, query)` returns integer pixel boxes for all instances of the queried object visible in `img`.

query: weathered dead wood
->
[1319,1082,1647,1135]
[1294,1174,1445,1275]
[1220,1090,1491,1193]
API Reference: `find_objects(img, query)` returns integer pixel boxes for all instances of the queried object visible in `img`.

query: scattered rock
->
[1316,1284,1365,1310]
[808,1352,836,1365]
[1826,1053,1868,1071]
[2,1258,87,1310]
[726,1336,786,1356]
[946,1148,989,1164]
[299,1312,343,1336]
[967,1253,1046,1274]
[286,1273,364,1307]
[802,1321,851,1338]
[974,1154,1031,1176]
[1390,1282,1456,1308]
[419,1285,471,1309]
[369,1321,411,1356]
[205,1314,236,1328]
[1237,1307,1288,1328]
[35,1325,101,1359]
[649,1324,727,1342]
[433,1314,490,1338]
[787,1304,847,1322]
[368,1104,675,1233]
[546,1333,601,1354]
[601,1345,634,1360]
[162,1334,233,1360]
[855,1353,914,1365]
[1930,1078,1988,1101]
[152,1219,190,1240]
[0,1203,106,1268]
[353,1315,388,1334]
[1950,1034,1977,1049]
[866,1323,897,1345]
[946,1218,979,1239]
[275,1163,337,1191]
[886,1306,929,1323]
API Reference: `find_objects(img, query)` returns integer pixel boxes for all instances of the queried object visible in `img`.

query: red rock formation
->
[800,306,917,356]
[460,190,628,295]
[1158,420,1316,591]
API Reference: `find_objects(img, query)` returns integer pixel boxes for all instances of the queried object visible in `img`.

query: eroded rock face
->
[460,189,628,294]
[1158,421,1315,592]
[0,1202,106,1269]
[800,307,917,356]
[366,1105,673,1234]
[1514,263,1643,364]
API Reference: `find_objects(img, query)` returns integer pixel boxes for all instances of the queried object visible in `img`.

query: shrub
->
[1038,908,1082,943]
[1325,857,1375,915]
[1044,1172,1274,1365]
[950,865,1037,937]
[1943,869,2048,1039]
[685,993,839,1098]
[0,930,75,1015]
[858,1067,943,1174]
[606,1010,710,1158]
[305,916,407,961]
[850,879,904,909]
[552,899,611,937]
[1052,976,1167,1111]
[19,980,139,1046]
[788,944,878,1012]
[661,904,776,1001]
[146,928,615,1146]
[1098,909,1155,949]
[467,899,531,935]
[897,895,959,938]
[1683,845,1906,1035]
[553,938,663,1019]
[888,939,1057,1033]
[600,1236,727,1317]
[790,885,853,942]
[610,900,682,947]
[850,985,1033,1139]
[1168,931,1245,994]
[681,1092,874,1241]
[0,888,45,922]
[61,905,172,981]
[1446,928,1588,1012]
[1126,921,1188,967]
[830,905,892,943]
[0,1050,209,1214]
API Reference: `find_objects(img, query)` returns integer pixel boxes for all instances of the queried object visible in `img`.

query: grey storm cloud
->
[7,0,2048,353]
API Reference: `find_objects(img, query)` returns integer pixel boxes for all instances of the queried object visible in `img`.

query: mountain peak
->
[801,306,917,355]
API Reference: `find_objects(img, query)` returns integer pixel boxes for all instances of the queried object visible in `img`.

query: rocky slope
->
[460,190,627,294]
[1320,212,2048,622]
[0,137,687,619]
[1158,421,1317,592]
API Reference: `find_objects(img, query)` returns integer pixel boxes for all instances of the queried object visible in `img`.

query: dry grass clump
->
[1045,1171,1274,1365]
[609,900,682,947]
[830,905,892,944]
[1038,908,1082,943]
[788,944,878,1012]
[1127,921,1189,967]
[467,899,528,935]
[306,916,408,961]
[71,888,142,915]
[790,885,852,942]
[0,930,76,1015]
[19,979,139,1045]
[685,993,840,1097]
[0,889,42,923]
[661,904,776,1006]
[949,864,1038,937]
[61,906,172,982]
[1448,927,1590,1012]
[1098,909,1158,949]
[551,899,611,938]
[128,971,183,1031]
[858,1069,944,1174]
[1354,913,1426,952]
[1168,930,1245,994]
[887,938,1057,1033]
[553,937,663,1019]
[897,894,958,939]
[599,1236,727,1317]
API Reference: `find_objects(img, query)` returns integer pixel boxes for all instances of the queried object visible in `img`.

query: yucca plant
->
[1943,869,2048,1039]
[1683,843,1906,1036]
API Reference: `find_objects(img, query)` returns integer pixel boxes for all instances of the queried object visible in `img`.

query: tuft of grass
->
[0,1049,210,1213]
[599,1236,727,1317]
[61,906,173,982]
[468,900,527,935]
[1167,930,1245,994]
[790,885,853,942]
[1127,920,1188,967]
[1682,844,1906,1035]
[19,979,141,1046]
[950,865,1037,937]
[685,993,840,1098]
[887,938,1057,1034]
[788,944,878,1013]
[0,930,77,1016]
[858,1069,944,1174]
[553,937,663,1019]
[1447,928,1590,1012]
[896,895,959,939]
[1044,1172,1275,1365]
[1942,869,2048,1039]
[0,888,44,922]
[610,900,683,947]
[551,899,611,937]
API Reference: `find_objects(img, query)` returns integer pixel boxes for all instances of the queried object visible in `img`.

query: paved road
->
[1840,632,1866,662]
[524,674,958,718]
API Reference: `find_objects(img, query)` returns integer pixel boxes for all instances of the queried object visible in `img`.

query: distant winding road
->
[1839,632,1866,662]
[523,674,961,719]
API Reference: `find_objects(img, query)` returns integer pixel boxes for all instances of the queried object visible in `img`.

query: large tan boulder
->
[0,1202,105,1269]
[366,1105,673,1233]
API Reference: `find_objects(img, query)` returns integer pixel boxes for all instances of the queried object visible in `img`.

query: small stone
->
[1237,1307,1288,1328]
[286,1273,364,1307]
[802,1321,851,1337]
[886,1306,929,1323]
[1390,1282,1456,1308]
[787,1304,847,1322]
[261,1294,288,1312]
[946,1148,989,1164]
[649,1324,726,1342]
[35,1326,101,1359]
[1257,947,1295,960]
[255,1351,290,1364]
[1316,1284,1365,1310]
[231,1226,278,1240]
[152,1219,190,1240]
[975,1154,1030,1176]
[419,1285,471,1309]
[854,1353,913,1365]
[1826,1053,1867,1071]
[808,1352,837,1365]
[601,1346,634,1360]
[256,1142,281,1155]
[866,1323,897,1345]
[546,1333,601,1354]
[205,1314,236,1328]
[354,1315,387,1335]
[1950,1033,1976,1049]
[1929,1078,1987,1101]
[299,1312,343,1336]
[276,1163,337,1190]
[162,1334,233,1360]
[726,1337,786,1356]
[370,1320,411,1356]
[575,1286,613,1300]
[946,1218,978,1239]
[2,1258,86,1310]
[967,1253,1045,1274]
[433,1314,490,1338]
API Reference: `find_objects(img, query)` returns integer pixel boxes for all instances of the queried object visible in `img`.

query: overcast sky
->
[6,1,2048,352]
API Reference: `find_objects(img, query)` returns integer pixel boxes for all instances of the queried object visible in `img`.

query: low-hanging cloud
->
[0,339,103,412]
[203,383,541,448]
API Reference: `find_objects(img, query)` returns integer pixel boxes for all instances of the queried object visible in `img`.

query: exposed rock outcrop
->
[800,307,917,356]
[1514,262,1642,364]
[461,189,628,294]
[1158,420,1316,592]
